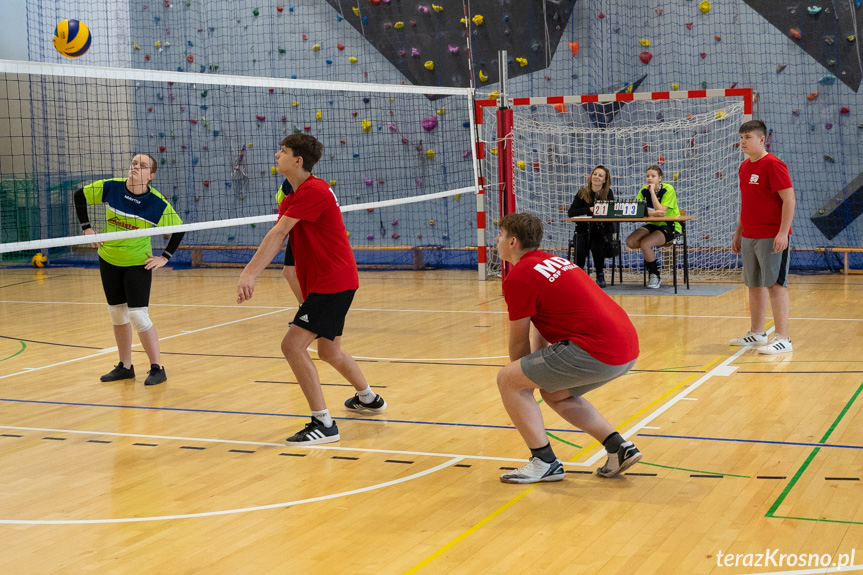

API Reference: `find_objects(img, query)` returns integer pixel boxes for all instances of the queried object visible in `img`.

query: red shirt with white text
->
[738,153,793,238]
[503,250,639,365]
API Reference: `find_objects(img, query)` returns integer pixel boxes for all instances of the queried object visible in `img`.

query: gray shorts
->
[520,340,636,396]
[742,237,790,288]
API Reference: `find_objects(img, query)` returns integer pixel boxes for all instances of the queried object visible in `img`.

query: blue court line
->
[0,397,583,435]
[639,433,863,451]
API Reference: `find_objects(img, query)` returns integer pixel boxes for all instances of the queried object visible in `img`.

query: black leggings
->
[98,257,152,307]
[574,233,608,273]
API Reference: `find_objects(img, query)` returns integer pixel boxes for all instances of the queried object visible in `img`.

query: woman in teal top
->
[624,165,681,289]
[73,153,184,386]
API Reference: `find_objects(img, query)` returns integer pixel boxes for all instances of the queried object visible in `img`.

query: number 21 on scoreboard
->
[594,202,608,216]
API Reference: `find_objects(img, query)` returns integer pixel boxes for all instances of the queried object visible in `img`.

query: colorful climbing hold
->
[312,44,321,51]
[349,56,358,63]
[553,103,567,113]
[256,115,266,122]
[432,4,443,12]
[639,39,650,47]
[426,149,435,159]
[186,54,194,63]
[448,45,459,54]
[361,119,372,132]
[640,51,653,64]
[698,1,711,14]
[516,57,528,67]
[421,117,438,131]
[569,42,579,56]
[671,83,679,90]
[479,70,488,82]
[776,64,787,73]
[337,43,345,51]
[424,60,434,70]
[790,28,802,40]
[840,106,851,114]
[472,14,484,25]
[252,8,259,16]
[818,74,836,85]
[807,6,822,14]
[517,161,526,170]
[685,22,693,30]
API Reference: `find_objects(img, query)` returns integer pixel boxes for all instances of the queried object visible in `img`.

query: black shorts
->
[641,224,677,243]
[98,257,152,307]
[283,241,295,266]
[292,289,356,341]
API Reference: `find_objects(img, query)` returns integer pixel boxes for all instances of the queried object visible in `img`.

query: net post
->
[496,50,514,278]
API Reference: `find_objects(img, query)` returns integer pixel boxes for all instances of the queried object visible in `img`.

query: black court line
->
[133,443,158,447]
[825,477,860,481]
[690,474,723,478]
[228,449,255,454]
[624,472,658,477]
[454,464,471,468]
[757,476,786,479]
[257,380,388,388]
[43,437,66,441]
[384,459,414,464]
[331,456,359,461]
[87,439,111,444]
[180,446,206,450]
[0,275,69,289]
[279,453,306,457]
[565,470,593,475]
[1,433,23,437]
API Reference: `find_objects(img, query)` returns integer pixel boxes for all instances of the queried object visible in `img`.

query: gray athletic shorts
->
[520,340,636,396]
[742,237,790,288]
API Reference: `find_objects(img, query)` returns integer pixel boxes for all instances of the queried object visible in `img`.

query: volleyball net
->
[0,60,481,270]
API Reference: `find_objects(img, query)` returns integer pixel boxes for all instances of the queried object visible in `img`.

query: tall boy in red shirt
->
[238,134,386,445]
[730,120,796,354]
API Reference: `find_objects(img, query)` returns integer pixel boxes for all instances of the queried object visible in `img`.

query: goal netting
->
[0,60,480,269]
[478,91,750,280]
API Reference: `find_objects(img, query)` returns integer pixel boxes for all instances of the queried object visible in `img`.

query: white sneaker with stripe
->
[285,417,340,445]
[757,336,793,354]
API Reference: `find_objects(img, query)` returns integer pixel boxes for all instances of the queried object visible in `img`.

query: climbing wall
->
[15,0,863,270]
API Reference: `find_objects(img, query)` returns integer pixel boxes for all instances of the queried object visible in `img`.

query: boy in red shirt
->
[730,120,796,354]
[237,134,386,445]
[496,213,642,484]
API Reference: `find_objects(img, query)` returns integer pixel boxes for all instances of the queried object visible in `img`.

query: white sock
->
[311,409,333,427]
[357,386,377,403]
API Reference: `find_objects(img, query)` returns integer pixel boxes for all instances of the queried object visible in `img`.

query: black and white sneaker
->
[344,393,387,413]
[500,457,565,484]
[285,418,341,445]
[596,441,642,477]
[100,362,135,382]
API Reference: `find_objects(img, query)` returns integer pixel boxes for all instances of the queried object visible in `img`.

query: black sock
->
[529,443,557,464]
[602,432,625,454]
[645,260,659,276]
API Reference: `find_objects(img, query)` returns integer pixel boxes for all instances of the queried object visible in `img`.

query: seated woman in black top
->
[567,165,615,288]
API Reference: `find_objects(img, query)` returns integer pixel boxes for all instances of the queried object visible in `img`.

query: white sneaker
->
[647,274,662,289]
[758,336,793,354]
[500,457,565,484]
[729,331,768,346]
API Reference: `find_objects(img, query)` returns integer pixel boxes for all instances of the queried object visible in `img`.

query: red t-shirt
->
[738,153,793,238]
[278,175,358,297]
[502,250,639,365]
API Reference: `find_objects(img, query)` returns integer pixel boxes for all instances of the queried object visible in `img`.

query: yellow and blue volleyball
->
[31,252,48,267]
[53,19,91,58]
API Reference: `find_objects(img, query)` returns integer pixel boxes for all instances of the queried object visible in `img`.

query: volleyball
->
[31,252,48,267]
[53,19,92,58]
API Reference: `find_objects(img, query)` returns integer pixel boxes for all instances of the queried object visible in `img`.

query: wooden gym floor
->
[0,266,861,574]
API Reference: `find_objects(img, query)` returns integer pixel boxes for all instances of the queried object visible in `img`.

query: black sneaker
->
[344,393,387,413]
[596,273,607,288]
[144,364,167,386]
[100,362,135,382]
[596,441,642,477]
[285,417,340,445]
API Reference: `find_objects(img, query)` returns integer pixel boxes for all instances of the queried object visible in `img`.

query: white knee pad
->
[128,307,153,333]
[107,304,129,326]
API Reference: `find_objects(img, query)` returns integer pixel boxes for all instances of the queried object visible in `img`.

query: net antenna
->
[476,87,753,280]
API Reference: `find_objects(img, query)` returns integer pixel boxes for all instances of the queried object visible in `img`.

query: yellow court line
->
[404,485,537,575]
[569,353,726,462]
